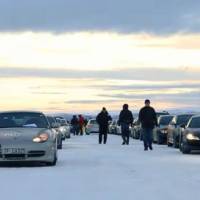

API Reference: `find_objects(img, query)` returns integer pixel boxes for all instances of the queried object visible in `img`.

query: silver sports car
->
[0,111,57,166]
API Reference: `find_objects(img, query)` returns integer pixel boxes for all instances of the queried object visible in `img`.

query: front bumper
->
[0,143,56,162]
[186,140,200,150]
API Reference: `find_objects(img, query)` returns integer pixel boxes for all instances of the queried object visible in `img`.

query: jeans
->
[121,123,130,144]
[72,125,79,135]
[142,128,153,149]
[99,126,108,144]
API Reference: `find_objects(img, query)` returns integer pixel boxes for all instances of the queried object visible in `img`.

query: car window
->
[0,112,49,128]
[158,116,173,125]
[188,117,200,128]
[177,115,193,125]
[90,120,97,125]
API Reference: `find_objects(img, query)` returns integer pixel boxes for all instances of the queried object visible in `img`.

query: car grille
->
[27,151,45,157]
[0,151,45,159]
[4,154,26,160]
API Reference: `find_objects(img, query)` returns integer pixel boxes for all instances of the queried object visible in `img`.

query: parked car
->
[167,114,194,148]
[85,119,99,134]
[0,111,57,166]
[139,112,169,141]
[109,120,118,134]
[47,116,63,149]
[153,115,174,144]
[55,117,71,139]
[179,115,200,154]
[131,118,141,139]
[115,122,132,136]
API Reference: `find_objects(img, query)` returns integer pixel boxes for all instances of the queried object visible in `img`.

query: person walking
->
[139,99,158,151]
[78,115,85,136]
[71,115,79,135]
[118,104,134,145]
[96,107,112,144]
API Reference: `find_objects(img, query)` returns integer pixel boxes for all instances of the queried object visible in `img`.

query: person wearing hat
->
[139,99,158,151]
[96,107,112,144]
[118,104,134,145]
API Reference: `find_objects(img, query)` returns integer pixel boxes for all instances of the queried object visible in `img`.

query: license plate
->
[3,148,25,154]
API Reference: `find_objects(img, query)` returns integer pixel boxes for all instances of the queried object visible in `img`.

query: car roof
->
[190,115,200,119]
[159,115,174,118]
[175,114,194,117]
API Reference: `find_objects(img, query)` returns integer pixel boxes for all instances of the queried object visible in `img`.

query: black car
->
[179,115,200,154]
[153,115,174,144]
[167,114,193,148]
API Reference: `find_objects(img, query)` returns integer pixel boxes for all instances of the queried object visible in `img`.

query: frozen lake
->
[0,134,200,200]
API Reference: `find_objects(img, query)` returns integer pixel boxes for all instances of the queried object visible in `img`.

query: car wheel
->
[46,152,57,166]
[57,141,62,149]
[167,140,173,147]
[157,133,162,145]
[180,140,191,154]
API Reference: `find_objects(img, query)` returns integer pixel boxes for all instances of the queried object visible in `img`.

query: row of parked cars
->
[0,111,71,166]
[86,111,200,154]
[132,113,200,154]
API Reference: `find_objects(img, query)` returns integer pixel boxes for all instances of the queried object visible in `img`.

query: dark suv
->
[153,115,174,144]
[179,115,200,154]
[167,114,193,148]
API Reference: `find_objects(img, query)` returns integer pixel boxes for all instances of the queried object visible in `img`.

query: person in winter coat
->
[78,115,85,136]
[71,115,79,135]
[118,104,134,145]
[139,99,158,151]
[96,107,112,144]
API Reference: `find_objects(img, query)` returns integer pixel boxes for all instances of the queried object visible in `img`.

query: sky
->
[0,0,200,114]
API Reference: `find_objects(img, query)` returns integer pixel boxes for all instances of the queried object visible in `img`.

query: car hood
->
[186,128,200,135]
[0,128,48,143]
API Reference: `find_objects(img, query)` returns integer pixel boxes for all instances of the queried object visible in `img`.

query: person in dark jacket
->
[139,99,158,151]
[71,115,79,135]
[96,107,112,144]
[118,104,134,145]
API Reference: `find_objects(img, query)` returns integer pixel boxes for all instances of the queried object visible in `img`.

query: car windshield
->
[0,112,49,128]
[90,120,97,125]
[156,112,169,117]
[47,116,56,124]
[177,115,193,125]
[158,116,173,125]
[188,117,200,128]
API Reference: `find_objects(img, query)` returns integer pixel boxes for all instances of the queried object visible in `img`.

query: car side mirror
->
[51,122,59,128]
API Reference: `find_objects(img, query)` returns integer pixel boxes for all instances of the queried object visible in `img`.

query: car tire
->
[46,152,57,166]
[180,140,191,154]
[157,134,162,145]
[57,141,62,149]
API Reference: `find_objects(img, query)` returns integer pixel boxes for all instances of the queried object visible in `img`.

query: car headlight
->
[160,129,168,134]
[186,133,200,141]
[33,133,49,143]
[59,127,66,132]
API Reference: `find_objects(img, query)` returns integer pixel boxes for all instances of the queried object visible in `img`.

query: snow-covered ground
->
[1,134,200,200]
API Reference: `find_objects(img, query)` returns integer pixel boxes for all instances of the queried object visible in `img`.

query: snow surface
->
[0,134,200,200]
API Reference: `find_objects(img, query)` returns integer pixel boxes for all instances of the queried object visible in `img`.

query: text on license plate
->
[3,148,25,154]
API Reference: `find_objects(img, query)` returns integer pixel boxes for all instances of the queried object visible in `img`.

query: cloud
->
[65,100,121,104]
[1,66,200,81]
[0,0,200,34]
[99,90,200,102]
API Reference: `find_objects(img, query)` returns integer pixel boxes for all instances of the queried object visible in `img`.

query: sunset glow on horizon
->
[0,31,200,113]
